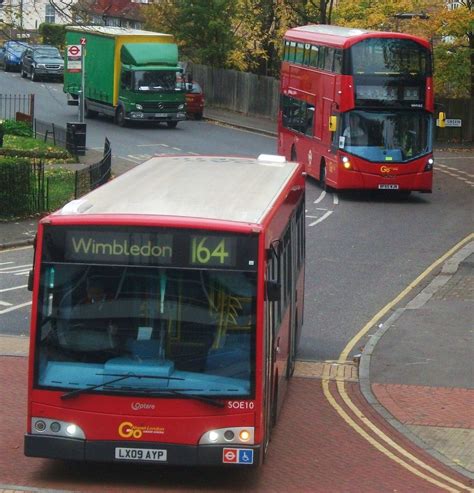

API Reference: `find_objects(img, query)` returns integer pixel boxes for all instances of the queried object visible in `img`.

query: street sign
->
[67,45,82,73]
[445,119,462,128]
[80,37,87,46]
[67,44,82,58]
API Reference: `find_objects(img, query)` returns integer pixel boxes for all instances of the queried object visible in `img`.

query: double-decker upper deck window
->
[350,38,430,76]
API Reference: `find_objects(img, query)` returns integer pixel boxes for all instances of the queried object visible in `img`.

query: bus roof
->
[285,24,430,50]
[56,155,301,225]
[66,26,173,39]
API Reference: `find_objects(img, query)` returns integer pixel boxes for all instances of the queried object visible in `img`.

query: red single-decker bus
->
[25,154,305,466]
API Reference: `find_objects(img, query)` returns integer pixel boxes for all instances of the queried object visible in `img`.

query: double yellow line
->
[323,233,474,492]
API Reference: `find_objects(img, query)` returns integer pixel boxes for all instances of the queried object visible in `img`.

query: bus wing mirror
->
[329,115,337,132]
[437,112,446,128]
[27,270,34,291]
[266,280,281,302]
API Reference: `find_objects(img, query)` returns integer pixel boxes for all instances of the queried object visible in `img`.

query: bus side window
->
[305,105,315,137]
[309,45,319,68]
[333,49,342,73]
[303,43,311,65]
[325,48,334,72]
[283,40,290,61]
[318,46,326,70]
[288,41,297,62]
[295,42,304,64]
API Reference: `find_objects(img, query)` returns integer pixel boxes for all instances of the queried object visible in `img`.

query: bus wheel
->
[291,147,297,162]
[116,107,127,127]
[320,161,328,191]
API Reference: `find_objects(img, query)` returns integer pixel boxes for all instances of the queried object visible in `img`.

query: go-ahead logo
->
[118,421,165,439]
[380,165,399,174]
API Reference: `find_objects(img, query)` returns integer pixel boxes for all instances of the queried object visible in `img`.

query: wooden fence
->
[190,64,473,143]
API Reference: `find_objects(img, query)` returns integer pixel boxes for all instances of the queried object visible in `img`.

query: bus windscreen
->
[350,38,430,76]
[34,226,258,399]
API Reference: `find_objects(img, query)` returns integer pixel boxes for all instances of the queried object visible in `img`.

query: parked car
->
[185,82,204,120]
[20,45,64,82]
[0,41,29,72]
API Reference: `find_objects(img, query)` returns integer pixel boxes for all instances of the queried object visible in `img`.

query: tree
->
[333,0,472,98]
[145,0,237,68]
[39,23,66,50]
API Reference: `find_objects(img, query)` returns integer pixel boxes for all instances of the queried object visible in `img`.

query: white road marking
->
[136,143,170,147]
[15,271,31,276]
[333,194,339,205]
[0,264,31,272]
[0,301,32,314]
[309,210,333,227]
[0,301,13,307]
[314,190,326,204]
[0,262,14,266]
[171,147,181,151]
[0,285,27,293]
[315,207,328,211]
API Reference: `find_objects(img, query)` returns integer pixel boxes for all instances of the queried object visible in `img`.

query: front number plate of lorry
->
[155,113,168,117]
[115,447,167,461]
[378,184,399,190]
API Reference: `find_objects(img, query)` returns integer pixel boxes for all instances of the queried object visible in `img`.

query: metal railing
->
[74,137,112,198]
[34,119,67,149]
[0,93,35,121]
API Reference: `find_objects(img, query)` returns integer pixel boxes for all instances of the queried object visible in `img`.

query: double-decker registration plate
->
[378,184,399,190]
[115,447,167,461]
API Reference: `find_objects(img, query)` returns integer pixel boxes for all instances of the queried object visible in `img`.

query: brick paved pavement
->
[1,356,472,492]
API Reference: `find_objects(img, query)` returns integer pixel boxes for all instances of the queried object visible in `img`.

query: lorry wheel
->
[166,121,178,129]
[115,107,127,127]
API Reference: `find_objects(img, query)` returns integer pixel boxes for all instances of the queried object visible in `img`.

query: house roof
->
[87,0,145,22]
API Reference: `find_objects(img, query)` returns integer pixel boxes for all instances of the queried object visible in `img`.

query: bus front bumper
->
[24,434,261,466]
[329,169,433,192]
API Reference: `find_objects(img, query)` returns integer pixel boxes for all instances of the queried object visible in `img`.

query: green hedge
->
[0,147,70,159]
[2,120,33,137]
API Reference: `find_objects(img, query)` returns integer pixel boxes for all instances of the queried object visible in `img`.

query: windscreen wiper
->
[61,373,184,400]
[143,389,225,408]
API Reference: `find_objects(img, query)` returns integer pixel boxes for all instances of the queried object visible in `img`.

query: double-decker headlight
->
[341,156,352,169]
[424,157,434,171]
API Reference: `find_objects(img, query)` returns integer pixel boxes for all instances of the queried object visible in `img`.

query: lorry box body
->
[64,26,186,127]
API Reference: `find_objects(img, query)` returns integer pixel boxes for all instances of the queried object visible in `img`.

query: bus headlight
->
[31,418,85,439]
[424,158,434,171]
[342,156,352,169]
[199,427,254,445]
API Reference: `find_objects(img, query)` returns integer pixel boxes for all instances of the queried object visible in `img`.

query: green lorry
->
[64,26,186,128]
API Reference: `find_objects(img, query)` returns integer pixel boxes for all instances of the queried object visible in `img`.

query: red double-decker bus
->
[25,154,305,466]
[278,25,438,193]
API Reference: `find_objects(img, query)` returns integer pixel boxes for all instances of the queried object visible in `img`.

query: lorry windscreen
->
[134,70,178,92]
